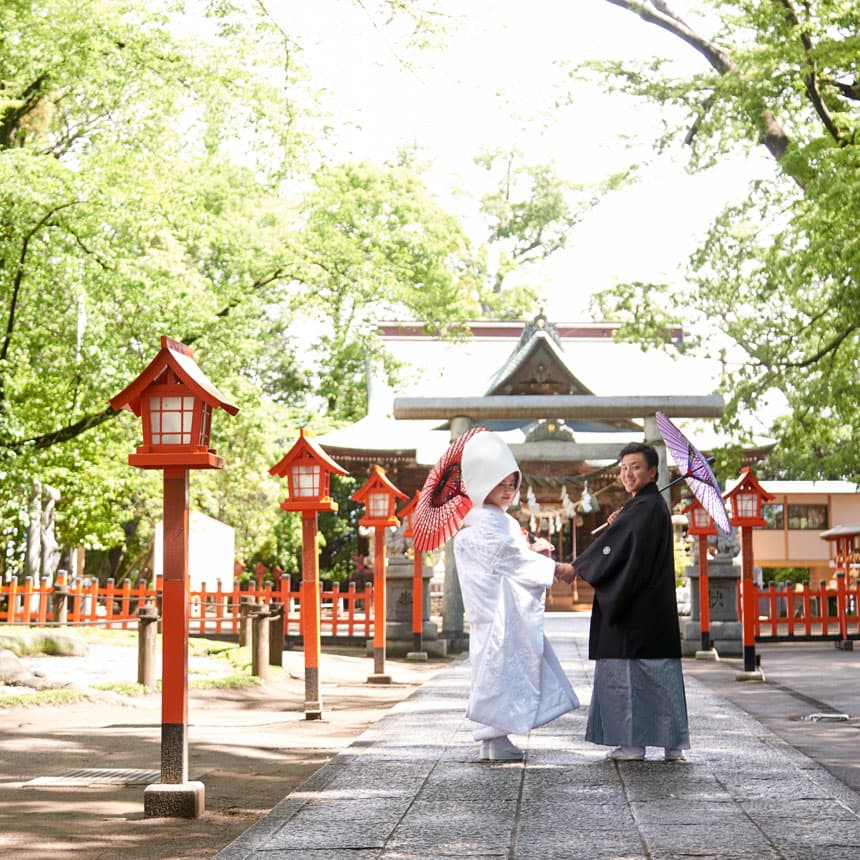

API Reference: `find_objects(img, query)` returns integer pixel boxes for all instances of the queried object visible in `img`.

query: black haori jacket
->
[574,482,682,660]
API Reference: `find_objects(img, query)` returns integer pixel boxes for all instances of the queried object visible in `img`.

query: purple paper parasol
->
[655,411,732,534]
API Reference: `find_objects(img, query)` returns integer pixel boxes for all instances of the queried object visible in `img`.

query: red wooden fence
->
[0,572,374,639]
[738,573,860,642]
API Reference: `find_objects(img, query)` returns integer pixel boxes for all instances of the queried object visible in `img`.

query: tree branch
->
[774,0,841,143]
[604,1,794,172]
[4,265,293,451]
[0,201,81,407]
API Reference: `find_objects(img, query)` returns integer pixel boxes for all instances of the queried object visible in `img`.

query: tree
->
[587,1,860,479]
[287,159,502,422]
[0,0,515,580]
[473,148,632,313]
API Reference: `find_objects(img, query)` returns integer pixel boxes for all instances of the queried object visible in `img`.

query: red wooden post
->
[160,466,191,784]
[802,583,812,636]
[71,578,83,624]
[398,490,426,658]
[697,534,711,650]
[301,510,323,718]
[6,579,18,623]
[364,583,373,638]
[38,577,49,626]
[105,578,116,628]
[739,526,758,670]
[836,573,849,644]
[371,527,387,678]
[347,582,357,636]
[411,550,423,654]
[819,580,829,635]
[331,583,341,636]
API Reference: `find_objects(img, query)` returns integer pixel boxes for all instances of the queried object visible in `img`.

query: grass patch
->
[2,628,293,706]
[0,688,96,708]
[192,673,264,690]
[91,681,150,696]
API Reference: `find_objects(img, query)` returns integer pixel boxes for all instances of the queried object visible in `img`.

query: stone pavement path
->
[214,614,860,859]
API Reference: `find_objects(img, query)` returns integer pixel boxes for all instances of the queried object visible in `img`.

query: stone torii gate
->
[393,393,725,642]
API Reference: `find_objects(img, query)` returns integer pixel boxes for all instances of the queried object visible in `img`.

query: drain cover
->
[24,768,162,787]
[807,712,850,722]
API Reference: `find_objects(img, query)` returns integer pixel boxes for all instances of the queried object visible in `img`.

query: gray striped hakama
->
[586,658,690,750]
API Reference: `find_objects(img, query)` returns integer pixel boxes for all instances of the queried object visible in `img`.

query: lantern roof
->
[109,336,239,417]
[398,490,421,522]
[397,490,421,536]
[269,427,349,480]
[722,466,775,504]
[682,494,718,536]
[351,464,408,505]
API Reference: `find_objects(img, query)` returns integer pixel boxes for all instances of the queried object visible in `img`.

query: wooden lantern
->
[109,336,238,469]
[724,467,774,528]
[270,428,348,513]
[352,465,407,527]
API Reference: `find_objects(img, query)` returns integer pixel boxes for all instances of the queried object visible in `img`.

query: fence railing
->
[739,573,860,642]
[0,573,375,640]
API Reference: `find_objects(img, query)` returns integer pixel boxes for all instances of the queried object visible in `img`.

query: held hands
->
[554,562,576,584]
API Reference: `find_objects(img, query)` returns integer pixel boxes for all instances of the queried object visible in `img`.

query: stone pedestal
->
[374,557,446,658]
[683,557,743,657]
[144,781,205,818]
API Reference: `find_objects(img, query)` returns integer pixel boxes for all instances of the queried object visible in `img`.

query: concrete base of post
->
[304,706,323,720]
[366,673,392,684]
[735,669,765,682]
[406,651,428,662]
[695,648,720,661]
[143,781,205,818]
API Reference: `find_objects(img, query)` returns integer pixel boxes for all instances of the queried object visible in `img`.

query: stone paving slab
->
[213,614,860,859]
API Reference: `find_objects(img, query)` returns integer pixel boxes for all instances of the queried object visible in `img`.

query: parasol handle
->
[589,462,713,536]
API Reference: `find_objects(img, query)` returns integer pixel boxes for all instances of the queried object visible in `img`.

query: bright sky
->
[282,0,771,319]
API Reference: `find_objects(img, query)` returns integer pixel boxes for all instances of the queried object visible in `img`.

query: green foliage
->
[0,0,614,584]
[763,566,810,586]
[586,1,860,480]
[0,1,498,582]
[473,148,633,307]
[318,474,362,579]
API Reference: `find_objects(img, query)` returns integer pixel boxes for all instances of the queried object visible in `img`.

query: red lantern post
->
[724,467,774,678]
[398,490,426,659]
[352,465,407,683]
[269,428,348,719]
[683,495,718,658]
[110,336,238,818]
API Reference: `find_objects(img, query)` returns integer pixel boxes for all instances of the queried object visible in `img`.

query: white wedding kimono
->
[454,504,579,738]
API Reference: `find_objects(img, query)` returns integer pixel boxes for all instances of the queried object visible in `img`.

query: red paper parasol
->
[411,427,488,552]
[655,411,732,534]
